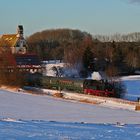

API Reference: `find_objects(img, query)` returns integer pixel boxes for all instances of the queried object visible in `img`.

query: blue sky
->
[0,0,140,36]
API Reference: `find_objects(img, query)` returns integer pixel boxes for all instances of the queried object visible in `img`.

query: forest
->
[27,29,140,77]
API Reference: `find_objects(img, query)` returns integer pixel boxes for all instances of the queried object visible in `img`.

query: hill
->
[27,29,140,77]
[27,29,92,60]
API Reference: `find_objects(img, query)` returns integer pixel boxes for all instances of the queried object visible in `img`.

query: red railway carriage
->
[83,79,115,97]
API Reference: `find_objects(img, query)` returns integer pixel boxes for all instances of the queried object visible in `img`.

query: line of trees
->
[27,29,140,77]
[94,32,140,42]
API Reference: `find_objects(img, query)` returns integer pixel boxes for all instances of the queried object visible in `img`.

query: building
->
[0,26,44,74]
[0,25,27,54]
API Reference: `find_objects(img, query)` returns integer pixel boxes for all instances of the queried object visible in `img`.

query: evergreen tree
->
[112,47,124,66]
[82,47,94,72]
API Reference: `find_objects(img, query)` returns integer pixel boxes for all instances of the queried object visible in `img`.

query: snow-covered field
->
[123,80,140,101]
[0,75,140,139]
[0,119,140,140]
[0,89,140,124]
[0,88,140,139]
[121,75,140,101]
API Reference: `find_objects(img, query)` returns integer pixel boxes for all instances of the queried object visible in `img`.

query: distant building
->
[0,25,27,54]
[0,26,44,74]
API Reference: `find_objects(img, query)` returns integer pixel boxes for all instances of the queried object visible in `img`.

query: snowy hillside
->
[1,75,140,139]
[0,89,140,124]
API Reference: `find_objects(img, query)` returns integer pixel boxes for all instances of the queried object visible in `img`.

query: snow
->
[1,75,140,139]
[0,120,140,140]
[61,91,136,110]
[120,75,140,101]
[44,62,65,77]
[44,61,80,77]
[123,80,140,101]
[44,60,140,81]
[41,88,136,111]
[0,89,140,124]
[120,75,140,81]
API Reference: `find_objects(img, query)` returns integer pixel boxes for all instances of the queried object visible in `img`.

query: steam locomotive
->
[83,79,115,97]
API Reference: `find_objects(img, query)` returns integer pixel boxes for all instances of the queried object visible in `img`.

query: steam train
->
[83,79,115,97]
[29,76,121,98]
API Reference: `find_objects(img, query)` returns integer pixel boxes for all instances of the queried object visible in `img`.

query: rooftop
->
[0,34,18,47]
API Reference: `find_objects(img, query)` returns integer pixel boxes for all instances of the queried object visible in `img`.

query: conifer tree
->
[82,47,94,72]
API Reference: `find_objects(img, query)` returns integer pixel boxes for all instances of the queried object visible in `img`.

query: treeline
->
[94,32,140,42]
[27,29,92,60]
[27,29,140,77]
